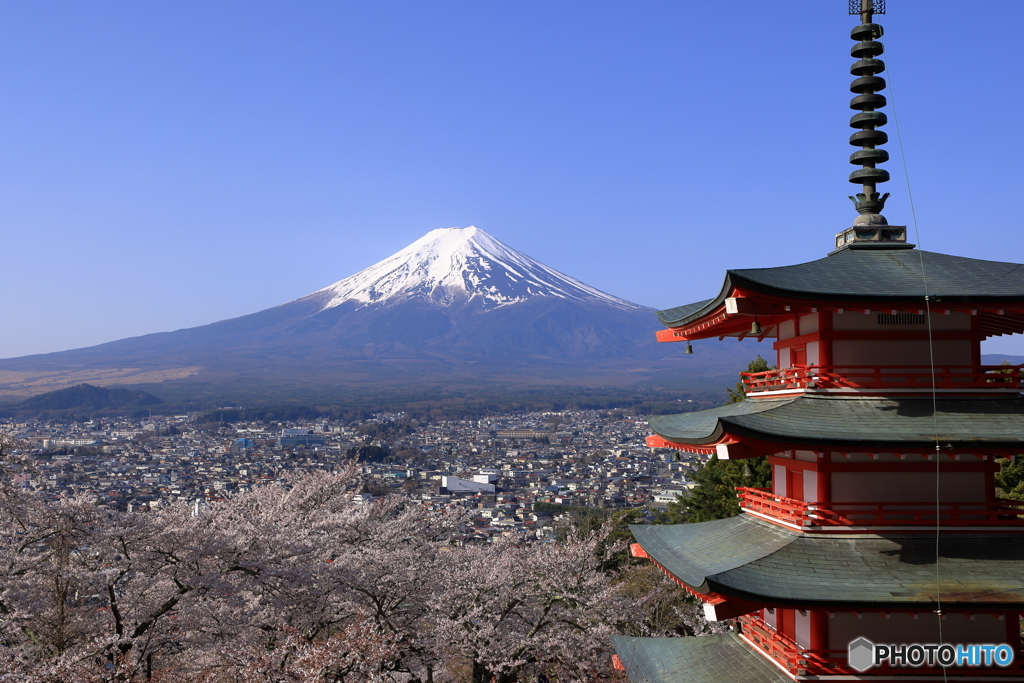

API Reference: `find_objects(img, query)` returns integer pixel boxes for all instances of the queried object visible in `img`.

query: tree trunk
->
[472,660,490,683]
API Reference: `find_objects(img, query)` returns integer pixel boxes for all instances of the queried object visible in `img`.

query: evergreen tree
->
[725,354,775,403]
[660,455,771,523]
[995,457,1024,500]
[659,355,776,523]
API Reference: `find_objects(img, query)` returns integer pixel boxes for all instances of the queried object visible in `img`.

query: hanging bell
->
[750,320,763,335]
[743,463,753,478]
[684,342,694,354]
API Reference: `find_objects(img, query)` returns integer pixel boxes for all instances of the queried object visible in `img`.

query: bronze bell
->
[751,320,763,335]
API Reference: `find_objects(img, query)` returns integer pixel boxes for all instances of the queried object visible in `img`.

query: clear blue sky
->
[2,1,1023,358]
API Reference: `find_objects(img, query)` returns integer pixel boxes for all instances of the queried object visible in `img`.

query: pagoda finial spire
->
[847,0,890,225]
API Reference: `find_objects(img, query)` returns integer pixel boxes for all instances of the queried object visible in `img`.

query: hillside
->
[3,383,164,416]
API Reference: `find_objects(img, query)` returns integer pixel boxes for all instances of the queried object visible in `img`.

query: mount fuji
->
[0,227,757,401]
[311,226,638,313]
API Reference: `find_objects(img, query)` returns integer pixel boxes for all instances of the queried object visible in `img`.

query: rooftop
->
[647,394,1024,450]
[658,248,1024,328]
[613,635,789,683]
[631,514,1024,609]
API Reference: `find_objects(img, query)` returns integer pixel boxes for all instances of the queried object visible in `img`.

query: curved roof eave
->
[649,396,1024,450]
[647,398,796,445]
[656,279,733,328]
[726,270,1024,306]
[613,635,792,683]
[656,249,1024,328]
[632,516,1024,610]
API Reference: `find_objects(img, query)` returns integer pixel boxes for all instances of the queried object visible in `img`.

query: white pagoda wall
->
[773,464,787,496]
[832,311,973,366]
[777,314,821,367]
[776,311,976,367]
[832,311,971,331]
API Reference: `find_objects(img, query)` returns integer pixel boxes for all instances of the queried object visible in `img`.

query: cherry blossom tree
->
[0,452,703,683]
[427,527,634,683]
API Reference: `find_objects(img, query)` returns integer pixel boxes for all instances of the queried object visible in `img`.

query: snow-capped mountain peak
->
[309,226,642,312]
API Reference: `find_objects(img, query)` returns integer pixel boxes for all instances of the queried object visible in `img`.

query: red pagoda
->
[613,1,1024,681]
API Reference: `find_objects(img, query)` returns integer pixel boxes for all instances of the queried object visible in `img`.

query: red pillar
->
[818,311,832,367]
[971,314,981,366]
[788,469,804,502]
[809,610,828,652]
[817,461,831,503]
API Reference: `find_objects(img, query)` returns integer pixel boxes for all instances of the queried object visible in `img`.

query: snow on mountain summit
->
[310,226,643,312]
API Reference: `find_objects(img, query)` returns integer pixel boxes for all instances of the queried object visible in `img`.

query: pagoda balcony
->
[736,613,1024,677]
[737,613,844,676]
[737,487,1024,529]
[742,364,1023,395]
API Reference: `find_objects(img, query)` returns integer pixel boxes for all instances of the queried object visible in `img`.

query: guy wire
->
[882,37,948,682]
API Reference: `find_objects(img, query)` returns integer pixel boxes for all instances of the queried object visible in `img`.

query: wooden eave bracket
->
[647,433,776,460]
[715,441,752,460]
[725,296,759,315]
[666,293,1024,341]
[724,295,801,317]
[656,327,694,342]
[658,294,808,342]
[645,434,731,456]
[656,307,729,342]
[629,543,650,560]
[703,595,763,622]
[646,433,1015,463]
[729,294,1024,320]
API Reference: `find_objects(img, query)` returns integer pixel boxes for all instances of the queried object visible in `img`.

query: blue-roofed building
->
[229,437,255,454]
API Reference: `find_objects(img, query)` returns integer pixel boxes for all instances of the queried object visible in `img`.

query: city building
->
[440,475,496,494]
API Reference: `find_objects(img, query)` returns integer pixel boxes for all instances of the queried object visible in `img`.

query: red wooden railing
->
[741,364,1022,393]
[738,613,1024,675]
[737,614,844,675]
[736,487,1024,527]
[736,487,810,525]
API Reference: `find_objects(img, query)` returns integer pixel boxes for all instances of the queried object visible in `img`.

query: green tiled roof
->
[631,515,1024,609]
[647,398,795,444]
[658,248,1024,326]
[612,635,790,683]
[655,298,714,327]
[648,395,1024,449]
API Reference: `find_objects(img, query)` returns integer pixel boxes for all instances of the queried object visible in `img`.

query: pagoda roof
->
[631,515,1024,609]
[648,394,1024,450]
[612,635,789,683]
[658,248,1024,327]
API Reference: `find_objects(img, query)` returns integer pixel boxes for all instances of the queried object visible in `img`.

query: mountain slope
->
[0,227,761,400]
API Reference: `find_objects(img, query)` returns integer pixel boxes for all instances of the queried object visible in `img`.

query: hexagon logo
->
[848,637,875,672]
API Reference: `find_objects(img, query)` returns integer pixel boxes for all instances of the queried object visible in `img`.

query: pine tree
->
[660,455,771,523]
[995,457,1024,500]
[659,355,776,523]
[725,354,775,404]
